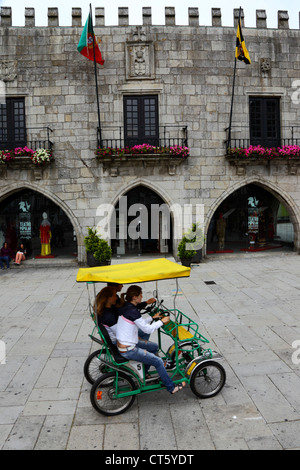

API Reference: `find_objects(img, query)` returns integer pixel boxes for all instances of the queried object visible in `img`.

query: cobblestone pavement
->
[0,251,300,450]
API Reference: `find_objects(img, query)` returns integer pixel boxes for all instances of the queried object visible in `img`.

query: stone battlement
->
[0,6,298,29]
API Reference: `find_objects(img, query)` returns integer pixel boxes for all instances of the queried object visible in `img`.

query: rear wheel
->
[190,360,226,398]
[90,371,136,416]
[84,349,108,385]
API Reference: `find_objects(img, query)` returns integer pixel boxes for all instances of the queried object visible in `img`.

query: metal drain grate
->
[204,281,216,285]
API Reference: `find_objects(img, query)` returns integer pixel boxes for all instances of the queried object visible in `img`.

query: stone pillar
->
[95,8,105,27]
[165,7,175,26]
[72,8,81,27]
[0,7,12,26]
[188,8,199,27]
[278,11,289,29]
[212,8,222,27]
[118,7,128,26]
[142,7,152,26]
[256,10,267,28]
[25,8,35,27]
[48,7,59,27]
[234,8,244,27]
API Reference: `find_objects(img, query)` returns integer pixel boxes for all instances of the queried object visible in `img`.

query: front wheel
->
[90,371,136,416]
[190,360,226,398]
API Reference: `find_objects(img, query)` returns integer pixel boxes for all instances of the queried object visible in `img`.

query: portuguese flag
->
[77,12,104,65]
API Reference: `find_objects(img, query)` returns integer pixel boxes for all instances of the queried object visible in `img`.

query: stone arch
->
[205,176,300,252]
[108,178,180,256]
[0,182,83,260]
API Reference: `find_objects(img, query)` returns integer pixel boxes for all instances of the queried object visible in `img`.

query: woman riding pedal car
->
[116,285,185,394]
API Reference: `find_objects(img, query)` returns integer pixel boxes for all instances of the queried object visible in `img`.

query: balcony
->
[0,127,54,179]
[225,125,300,175]
[0,126,53,152]
[96,125,189,176]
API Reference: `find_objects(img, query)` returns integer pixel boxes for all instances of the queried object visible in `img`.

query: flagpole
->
[228,6,241,150]
[90,3,102,147]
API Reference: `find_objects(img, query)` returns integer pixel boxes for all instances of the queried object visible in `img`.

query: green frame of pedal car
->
[77,258,225,402]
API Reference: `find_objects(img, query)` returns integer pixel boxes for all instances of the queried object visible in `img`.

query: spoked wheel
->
[90,371,136,416]
[84,349,109,385]
[168,341,202,366]
[190,360,226,398]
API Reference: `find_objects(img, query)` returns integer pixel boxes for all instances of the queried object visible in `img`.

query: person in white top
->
[116,285,185,394]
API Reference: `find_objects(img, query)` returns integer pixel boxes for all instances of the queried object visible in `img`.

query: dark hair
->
[94,286,115,317]
[125,285,142,302]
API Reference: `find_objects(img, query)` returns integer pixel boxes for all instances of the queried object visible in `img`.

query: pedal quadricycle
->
[77,258,226,416]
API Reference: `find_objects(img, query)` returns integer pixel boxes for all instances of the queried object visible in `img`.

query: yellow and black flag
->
[235,19,251,64]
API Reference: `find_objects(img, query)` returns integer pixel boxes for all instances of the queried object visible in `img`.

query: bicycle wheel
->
[168,341,202,366]
[90,371,136,416]
[190,360,226,398]
[84,349,108,385]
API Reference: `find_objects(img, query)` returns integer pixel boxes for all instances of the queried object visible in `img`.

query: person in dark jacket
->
[94,286,119,343]
[116,285,185,394]
[0,242,13,269]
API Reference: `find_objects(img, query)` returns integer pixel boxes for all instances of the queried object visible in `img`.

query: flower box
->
[226,145,300,175]
[226,144,300,161]
[95,144,189,176]
[0,147,53,167]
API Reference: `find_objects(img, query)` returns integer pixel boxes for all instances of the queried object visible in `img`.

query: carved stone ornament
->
[126,26,155,80]
[260,58,271,78]
[0,60,17,82]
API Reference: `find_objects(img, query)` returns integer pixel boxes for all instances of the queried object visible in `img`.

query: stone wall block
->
[0,6,12,26]
[278,10,289,29]
[72,8,81,27]
[48,7,59,27]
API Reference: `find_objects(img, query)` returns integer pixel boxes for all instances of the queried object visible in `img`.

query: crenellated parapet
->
[0,6,298,29]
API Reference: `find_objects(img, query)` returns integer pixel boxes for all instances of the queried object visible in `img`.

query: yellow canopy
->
[76,258,190,284]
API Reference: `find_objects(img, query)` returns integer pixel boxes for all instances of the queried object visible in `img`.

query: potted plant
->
[84,227,112,267]
[177,223,205,266]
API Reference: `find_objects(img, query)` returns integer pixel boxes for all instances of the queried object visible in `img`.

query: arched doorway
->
[207,183,294,253]
[111,186,173,256]
[0,188,77,258]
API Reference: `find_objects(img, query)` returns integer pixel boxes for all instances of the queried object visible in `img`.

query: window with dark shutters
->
[0,97,26,149]
[249,97,280,147]
[124,95,159,147]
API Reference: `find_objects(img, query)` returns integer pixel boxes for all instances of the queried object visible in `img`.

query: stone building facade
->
[0,6,300,263]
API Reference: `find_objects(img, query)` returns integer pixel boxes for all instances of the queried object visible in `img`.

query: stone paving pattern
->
[1,251,300,450]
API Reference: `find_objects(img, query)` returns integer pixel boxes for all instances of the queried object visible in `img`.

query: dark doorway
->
[207,184,293,252]
[112,186,172,256]
[0,189,77,257]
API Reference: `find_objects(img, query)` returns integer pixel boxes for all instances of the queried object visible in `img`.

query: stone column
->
[48,7,59,27]
[256,10,267,28]
[25,8,35,27]
[142,7,152,26]
[165,7,175,26]
[234,8,244,27]
[212,8,222,27]
[118,7,128,26]
[95,8,105,27]
[72,8,81,27]
[0,7,12,26]
[278,11,289,29]
[188,8,199,27]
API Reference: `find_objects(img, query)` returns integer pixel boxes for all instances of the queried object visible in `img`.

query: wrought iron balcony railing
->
[225,125,300,152]
[0,127,53,151]
[97,125,188,150]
